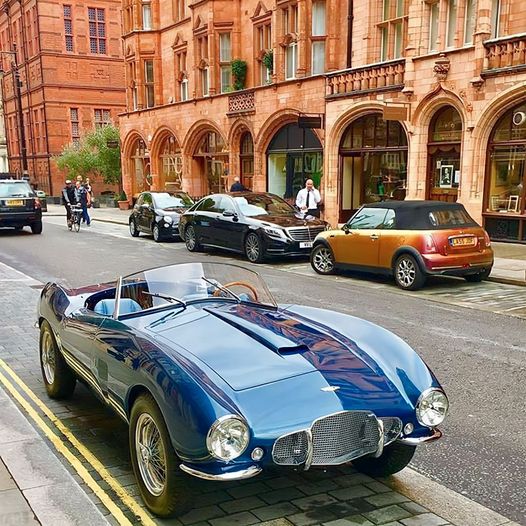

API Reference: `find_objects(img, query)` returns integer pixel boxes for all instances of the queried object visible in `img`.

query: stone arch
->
[150,126,181,160]
[182,119,226,157]
[412,88,467,132]
[122,130,147,158]
[229,118,255,190]
[122,130,150,198]
[149,126,182,191]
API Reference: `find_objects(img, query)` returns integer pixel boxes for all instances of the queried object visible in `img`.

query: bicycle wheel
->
[73,215,81,232]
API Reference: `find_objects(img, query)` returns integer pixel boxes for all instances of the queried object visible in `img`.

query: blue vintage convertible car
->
[37,262,448,517]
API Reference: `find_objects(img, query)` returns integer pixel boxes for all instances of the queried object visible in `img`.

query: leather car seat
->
[94,298,142,316]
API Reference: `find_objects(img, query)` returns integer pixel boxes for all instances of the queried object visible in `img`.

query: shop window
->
[378,0,407,61]
[160,135,182,190]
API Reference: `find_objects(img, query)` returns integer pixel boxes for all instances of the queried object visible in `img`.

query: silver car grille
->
[287,226,326,242]
[272,411,382,468]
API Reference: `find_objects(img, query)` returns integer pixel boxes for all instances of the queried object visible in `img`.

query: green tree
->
[55,124,121,185]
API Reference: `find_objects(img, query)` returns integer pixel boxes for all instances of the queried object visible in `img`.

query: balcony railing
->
[326,59,405,98]
[483,34,526,73]
[227,89,255,115]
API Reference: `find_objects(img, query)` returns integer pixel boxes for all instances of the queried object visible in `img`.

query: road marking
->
[0,358,156,526]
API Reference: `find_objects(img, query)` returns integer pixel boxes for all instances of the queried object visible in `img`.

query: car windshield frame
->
[114,262,277,319]
[153,192,193,210]
[233,193,296,217]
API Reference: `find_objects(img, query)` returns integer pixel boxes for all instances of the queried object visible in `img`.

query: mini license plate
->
[450,236,475,247]
[6,199,24,206]
[300,241,313,249]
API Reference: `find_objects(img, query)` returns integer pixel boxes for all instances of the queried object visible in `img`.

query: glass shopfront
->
[266,123,323,203]
[427,106,462,202]
[130,138,150,194]
[159,134,183,191]
[339,114,407,223]
[484,103,526,242]
[193,131,229,194]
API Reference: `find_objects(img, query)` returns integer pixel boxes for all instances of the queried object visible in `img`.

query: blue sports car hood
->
[150,304,412,402]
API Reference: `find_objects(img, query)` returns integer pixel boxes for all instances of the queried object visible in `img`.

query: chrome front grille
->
[272,411,381,468]
[379,417,402,446]
[287,226,326,242]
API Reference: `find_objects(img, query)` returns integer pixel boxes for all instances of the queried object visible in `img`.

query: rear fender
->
[391,247,427,275]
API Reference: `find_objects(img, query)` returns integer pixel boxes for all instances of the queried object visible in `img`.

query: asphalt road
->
[1,218,525,524]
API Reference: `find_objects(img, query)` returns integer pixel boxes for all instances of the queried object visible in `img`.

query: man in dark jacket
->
[230,176,247,192]
[77,183,91,226]
[61,180,77,227]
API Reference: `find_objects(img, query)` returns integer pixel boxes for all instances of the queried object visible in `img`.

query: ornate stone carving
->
[433,53,450,81]
[228,91,255,114]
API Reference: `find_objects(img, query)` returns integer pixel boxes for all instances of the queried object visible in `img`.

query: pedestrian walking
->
[295,179,322,218]
[77,183,91,226]
[85,177,94,206]
[61,179,77,228]
[230,176,247,192]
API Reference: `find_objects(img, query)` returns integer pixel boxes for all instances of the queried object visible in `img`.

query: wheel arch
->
[391,246,427,275]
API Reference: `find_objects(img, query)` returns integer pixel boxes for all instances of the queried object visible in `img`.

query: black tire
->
[129,219,140,237]
[464,267,491,282]
[129,394,195,517]
[184,225,201,252]
[393,254,426,291]
[39,321,76,399]
[245,232,265,263]
[31,221,43,235]
[352,442,416,477]
[310,244,336,275]
[73,218,81,233]
[153,224,162,243]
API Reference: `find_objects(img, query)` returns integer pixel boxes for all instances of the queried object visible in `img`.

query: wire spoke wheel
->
[136,413,167,497]
[41,330,56,385]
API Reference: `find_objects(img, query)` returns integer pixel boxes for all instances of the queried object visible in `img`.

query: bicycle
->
[69,204,83,232]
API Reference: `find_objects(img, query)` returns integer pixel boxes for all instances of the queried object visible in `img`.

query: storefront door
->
[427,146,461,202]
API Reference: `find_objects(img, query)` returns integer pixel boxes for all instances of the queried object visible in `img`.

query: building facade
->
[0,96,7,172]
[0,0,126,195]
[120,0,526,244]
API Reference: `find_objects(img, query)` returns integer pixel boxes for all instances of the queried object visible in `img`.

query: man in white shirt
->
[296,179,321,218]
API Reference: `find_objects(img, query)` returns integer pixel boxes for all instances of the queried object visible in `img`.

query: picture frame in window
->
[439,164,454,188]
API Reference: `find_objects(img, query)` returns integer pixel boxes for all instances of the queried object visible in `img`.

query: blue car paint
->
[38,279,444,479]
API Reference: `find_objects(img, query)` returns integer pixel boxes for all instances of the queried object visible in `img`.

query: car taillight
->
[422,234,438,254]
[484,231,491,247]
[34,198,41,209]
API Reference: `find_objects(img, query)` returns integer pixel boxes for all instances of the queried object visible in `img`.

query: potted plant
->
[262,50,273,82]
[115,190,129,210]
[231,59,248,91]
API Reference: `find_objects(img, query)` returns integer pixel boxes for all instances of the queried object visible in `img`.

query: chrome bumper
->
[179,463,262,481]
[397,428,442,445]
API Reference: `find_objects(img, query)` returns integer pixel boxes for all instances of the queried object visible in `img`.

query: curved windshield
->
[0,182,34,198]
[234,193,296,217]
[118,262,276,317]
[154,192,193,210]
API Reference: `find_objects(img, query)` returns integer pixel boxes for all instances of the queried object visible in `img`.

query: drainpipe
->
[346,0,353,68]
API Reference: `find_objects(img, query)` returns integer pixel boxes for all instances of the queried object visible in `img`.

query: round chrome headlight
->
[416,388,449,427]
[163,215,173,224]
[206,416,249,461]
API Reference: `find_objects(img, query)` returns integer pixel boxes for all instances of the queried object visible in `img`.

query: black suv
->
[0,179,43,234]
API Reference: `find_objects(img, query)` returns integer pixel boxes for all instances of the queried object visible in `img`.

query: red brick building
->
[0,0,125,195]
[120,0,526,243]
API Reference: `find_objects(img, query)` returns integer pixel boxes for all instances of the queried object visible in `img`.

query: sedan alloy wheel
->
[311,245,335,275]
[394,254,425,291]
[245,233,264,263]
[184,225,200,252]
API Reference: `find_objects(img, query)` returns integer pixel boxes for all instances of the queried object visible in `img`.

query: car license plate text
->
[300,241,313,248]
[451,237,475,247]
[7,199,24,206]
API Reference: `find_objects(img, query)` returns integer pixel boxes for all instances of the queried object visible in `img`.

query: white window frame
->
[285,42,297,80]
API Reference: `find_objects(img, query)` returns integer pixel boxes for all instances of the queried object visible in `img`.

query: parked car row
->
[128,191,494,291]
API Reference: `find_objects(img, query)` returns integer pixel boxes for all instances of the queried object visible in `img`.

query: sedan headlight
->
[263,226,285,239]
[416,388,449,427]
[163,215,173,224]
[206,416,250,461]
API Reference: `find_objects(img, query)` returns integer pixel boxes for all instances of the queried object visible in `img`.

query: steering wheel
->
[212,281,259,302]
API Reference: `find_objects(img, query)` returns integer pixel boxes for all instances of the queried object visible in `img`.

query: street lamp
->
[0,44,29,180]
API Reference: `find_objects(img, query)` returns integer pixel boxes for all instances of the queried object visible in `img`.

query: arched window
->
[193,131,229,193]
[159,135,182,190]
[427,106,462,202]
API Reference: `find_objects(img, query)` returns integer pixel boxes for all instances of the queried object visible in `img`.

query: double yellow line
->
[0,358,156,526]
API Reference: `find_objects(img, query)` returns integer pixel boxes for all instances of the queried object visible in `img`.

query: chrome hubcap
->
[313,247,334,273]
[186,227,196,249]
[41,331,55,384]
[246,235,260,261]
[135,413,166,497]
[397,258,416,287]
[130,221,136,235]
[153,226,159,241]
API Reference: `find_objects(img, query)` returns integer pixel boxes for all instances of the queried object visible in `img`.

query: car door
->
[193,195,223,245]
[331,207,388,267]
[214,196,246,251]
[139,193,155,233]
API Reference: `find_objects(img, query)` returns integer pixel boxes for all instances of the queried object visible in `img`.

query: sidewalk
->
[46,204,526,287]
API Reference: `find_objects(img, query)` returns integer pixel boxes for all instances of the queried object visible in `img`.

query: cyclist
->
[61,179,77,228]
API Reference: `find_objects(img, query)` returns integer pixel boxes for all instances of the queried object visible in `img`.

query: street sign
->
[382,105,408,121]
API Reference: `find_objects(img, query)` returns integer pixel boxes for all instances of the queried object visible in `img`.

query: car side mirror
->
[141,203,149,209]
[223,210,237,218]
[342,224,350,234]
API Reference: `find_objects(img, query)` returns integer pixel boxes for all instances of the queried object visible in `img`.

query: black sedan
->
[179,192,328,262]
[129,191,194,242]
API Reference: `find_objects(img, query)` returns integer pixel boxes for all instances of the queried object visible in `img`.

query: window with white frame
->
[378,0,407,61]
[283,4,298,79]
[491,0,500,38]
[173,0,185,22]
[311,0,326,75]
[446,0,458,48]
[142,0,152,30]
[201,67,209,96]
[256,22,272,85]
[219,33,232,93]
[181,78,188,101]
[175,50,188,101]
[464,0,475,44]
[429,1,439,51]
